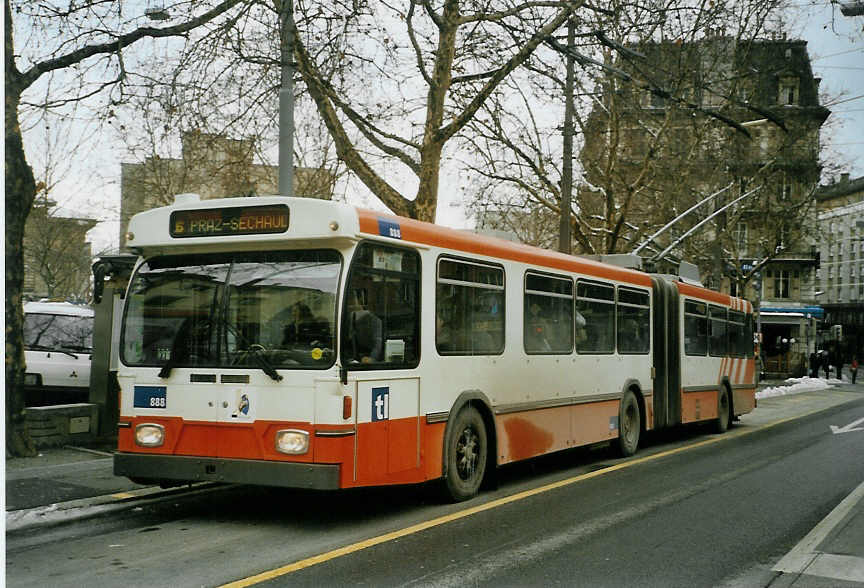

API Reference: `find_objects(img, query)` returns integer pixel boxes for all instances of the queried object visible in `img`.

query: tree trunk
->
[5,5,37,457]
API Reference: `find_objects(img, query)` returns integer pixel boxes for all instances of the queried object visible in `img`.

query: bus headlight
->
[135,423,165,447]
[275,429,309,455]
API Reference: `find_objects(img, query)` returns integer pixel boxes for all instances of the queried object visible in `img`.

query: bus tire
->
[713,386,731,434]
[616,389,641,457]
[443,406,488,502]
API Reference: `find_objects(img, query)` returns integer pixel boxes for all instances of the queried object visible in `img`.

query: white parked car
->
[23,301,94,406]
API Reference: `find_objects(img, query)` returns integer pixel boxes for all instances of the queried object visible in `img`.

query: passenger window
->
[341,242,420,368]
[617,287,650,354]
[728,310,745,357]
[576,280,615,354]
[684,300,708,356]
[744,314,755,358]
[709,305,727,357]
[524,272,573,354]
[436,258,505,355]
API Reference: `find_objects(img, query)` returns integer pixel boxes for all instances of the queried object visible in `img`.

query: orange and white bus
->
[114,194,756,501]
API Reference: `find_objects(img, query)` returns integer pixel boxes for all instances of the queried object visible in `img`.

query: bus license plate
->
[134,385,167,409]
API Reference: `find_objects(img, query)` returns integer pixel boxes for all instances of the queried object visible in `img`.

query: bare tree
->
[6,0,246,456]
[25,194,99,301]
[460,0,821,274]
[290,0,601,222]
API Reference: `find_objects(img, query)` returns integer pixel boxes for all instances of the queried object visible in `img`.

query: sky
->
[791,2,864,179]
[23,2,864,253]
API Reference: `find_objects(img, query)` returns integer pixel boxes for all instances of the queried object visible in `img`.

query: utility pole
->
[558,18,575,254]
[278,0,295,197]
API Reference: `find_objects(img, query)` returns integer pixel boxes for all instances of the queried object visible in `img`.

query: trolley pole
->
[558,18,575,254]
[278,0,295,197]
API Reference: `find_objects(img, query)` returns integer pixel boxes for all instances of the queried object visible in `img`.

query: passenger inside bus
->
[282,301,316,346]
[347,291,382,363]
[525,302,551,352]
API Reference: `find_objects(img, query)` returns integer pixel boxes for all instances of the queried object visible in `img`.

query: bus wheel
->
[713,386,731,434]
[616,390,640,457]
[444,406,488,502]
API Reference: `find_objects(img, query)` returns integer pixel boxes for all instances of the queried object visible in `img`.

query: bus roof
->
[125,194,731,289]
[356,208,652,287]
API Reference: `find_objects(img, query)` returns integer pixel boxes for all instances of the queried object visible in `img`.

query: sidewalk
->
[5,380,864,587]
[5,444,145,511]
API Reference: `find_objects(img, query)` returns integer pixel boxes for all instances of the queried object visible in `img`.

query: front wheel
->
[616,389,641,457]
[443,406,488,502]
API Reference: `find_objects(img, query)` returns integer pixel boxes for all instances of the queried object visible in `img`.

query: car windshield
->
[24,313,93,352]
[121,250,341,370]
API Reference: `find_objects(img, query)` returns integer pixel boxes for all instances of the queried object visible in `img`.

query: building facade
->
[814,174,864,364]
[24,198,99,301]
[579,35,830,376]
[120,131,336,247]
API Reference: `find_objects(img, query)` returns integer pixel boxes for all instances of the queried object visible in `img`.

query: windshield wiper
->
[26,344,79,359]
[157,318,282,382]
[239,344,283,382]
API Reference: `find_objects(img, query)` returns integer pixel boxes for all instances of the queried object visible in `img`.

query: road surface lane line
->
[220,405,852,588]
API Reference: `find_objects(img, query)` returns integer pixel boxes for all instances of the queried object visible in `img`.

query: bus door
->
[651,277,681,428]
[340,240,423,483]
[354,377,420,482]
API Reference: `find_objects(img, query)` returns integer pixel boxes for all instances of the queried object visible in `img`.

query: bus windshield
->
[121,249,341,371]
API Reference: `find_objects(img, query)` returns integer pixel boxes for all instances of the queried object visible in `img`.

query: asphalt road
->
[6,394,864,588]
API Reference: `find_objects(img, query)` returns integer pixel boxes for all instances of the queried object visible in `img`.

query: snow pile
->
[756,376,840,399]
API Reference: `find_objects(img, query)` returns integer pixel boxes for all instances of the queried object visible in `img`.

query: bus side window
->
[709,305,728,357]
[617,287,650,354]
[684,300,708,356]
[436,258,505,356]
[728,310,745,357]
[576,280,615,354]
[524,272,573,355]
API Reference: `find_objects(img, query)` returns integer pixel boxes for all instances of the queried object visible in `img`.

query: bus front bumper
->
[114,452,341,490]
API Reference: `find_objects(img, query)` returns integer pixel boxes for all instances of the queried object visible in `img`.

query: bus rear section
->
[650,277,757,434]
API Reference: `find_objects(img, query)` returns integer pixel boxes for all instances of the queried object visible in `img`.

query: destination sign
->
[170,205,290,238]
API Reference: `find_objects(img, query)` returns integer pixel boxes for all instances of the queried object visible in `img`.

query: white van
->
[23,302,94,406]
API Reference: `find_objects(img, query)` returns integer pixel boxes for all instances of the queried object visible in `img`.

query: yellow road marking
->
[110,492,136,499]
[220,407,834,587]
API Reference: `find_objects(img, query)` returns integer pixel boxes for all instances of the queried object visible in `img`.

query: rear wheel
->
[443,406,488,502]
[713,386,731,433]
[616,389,641,457]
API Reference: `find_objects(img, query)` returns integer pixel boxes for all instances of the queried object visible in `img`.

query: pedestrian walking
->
[835,356,844,381]
[809,351,819,378]
[822,350,831,379]
[851,357,859,384]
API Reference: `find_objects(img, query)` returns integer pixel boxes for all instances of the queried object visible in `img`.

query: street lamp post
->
[278,0,295,197]
[558,18,575,255]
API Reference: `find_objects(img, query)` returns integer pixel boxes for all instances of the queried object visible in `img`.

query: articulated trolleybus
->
[115,194,756,501]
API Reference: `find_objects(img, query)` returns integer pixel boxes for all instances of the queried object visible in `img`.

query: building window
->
[733,222,748,252]
[779,76,799,105]
[773,269,790,299]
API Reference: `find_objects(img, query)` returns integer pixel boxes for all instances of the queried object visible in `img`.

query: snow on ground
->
[756,376,843,399]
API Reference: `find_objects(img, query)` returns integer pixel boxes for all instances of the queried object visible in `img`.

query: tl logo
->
[372,386,389,422]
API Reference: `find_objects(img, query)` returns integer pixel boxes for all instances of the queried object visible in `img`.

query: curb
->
[5,482,224,534]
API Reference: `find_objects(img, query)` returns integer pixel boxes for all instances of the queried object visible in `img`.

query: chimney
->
[841,172,850,183]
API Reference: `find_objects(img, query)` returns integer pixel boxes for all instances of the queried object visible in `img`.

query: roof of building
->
[816,175,864,201]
